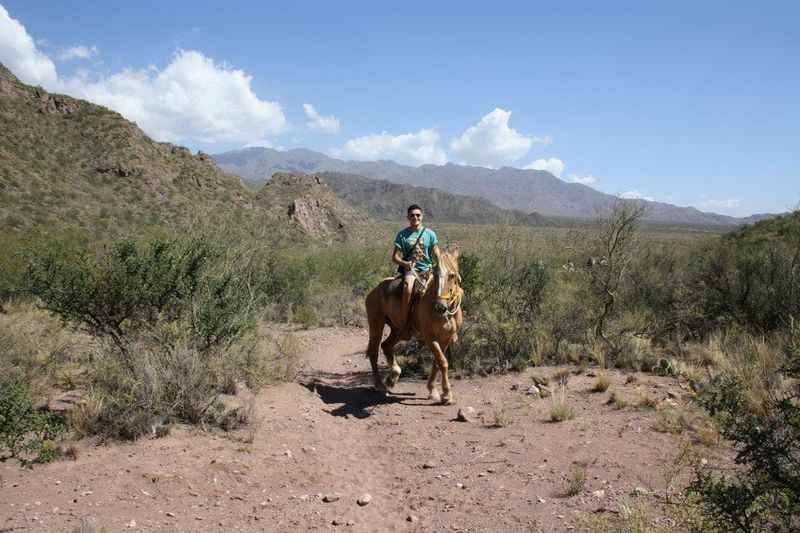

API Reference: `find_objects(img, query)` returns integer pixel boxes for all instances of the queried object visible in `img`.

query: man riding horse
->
[391,204,440,337]
[365,203,464,404]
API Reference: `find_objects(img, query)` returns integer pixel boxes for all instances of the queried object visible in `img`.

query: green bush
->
[689,323,800,532]
[25,234,277,440]
[0,374,65,463]
[448,315,535,375]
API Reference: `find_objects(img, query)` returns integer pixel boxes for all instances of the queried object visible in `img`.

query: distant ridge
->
[214,147,774,226]
[316,171,548,226]
[0,63,371,242]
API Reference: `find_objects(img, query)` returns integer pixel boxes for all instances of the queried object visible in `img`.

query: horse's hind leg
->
[381,330,402,390]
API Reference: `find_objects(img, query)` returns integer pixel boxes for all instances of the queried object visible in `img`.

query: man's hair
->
[407,204,423,214]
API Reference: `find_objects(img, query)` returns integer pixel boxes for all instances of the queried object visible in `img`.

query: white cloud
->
[303,103,340,134]
[569,174,597,186]
[698,198,740,210]
[620,190,655,202]
[57,45,98,61]
[0,4,57,86]
[449,108,549,168]
[243,139,273,148]
[340,128,447,166]
[57,50,286,144]
[525,158,565,177]
[0,5,285,145]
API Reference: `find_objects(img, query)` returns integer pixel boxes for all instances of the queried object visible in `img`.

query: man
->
[392,204,440,334]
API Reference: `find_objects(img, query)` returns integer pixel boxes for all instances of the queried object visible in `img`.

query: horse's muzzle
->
[434,300,448,315]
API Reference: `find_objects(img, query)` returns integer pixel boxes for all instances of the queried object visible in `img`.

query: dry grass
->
[592,373,611,393]
[636,393,658,410]
[487,404,514,428]
[0,300,94,395]
[607,390,628,410]
[564,465,587,497]
[549,384,575,422]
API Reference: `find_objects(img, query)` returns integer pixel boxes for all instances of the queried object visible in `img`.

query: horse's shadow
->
[301,378,423,419]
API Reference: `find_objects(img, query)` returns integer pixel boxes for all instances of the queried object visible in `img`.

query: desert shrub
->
[0,373,65,463]
[624,244,701,342]
[585,201,647,358]
[447,315,535,376]
[457,251,483,313]
[307,244,391,297]
[307,283,365,327]
[25,234,278,440]
[689,322,800,532]
[694,211,800,335]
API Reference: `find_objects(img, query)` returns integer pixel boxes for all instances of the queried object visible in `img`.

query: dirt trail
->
[1,327,693,532]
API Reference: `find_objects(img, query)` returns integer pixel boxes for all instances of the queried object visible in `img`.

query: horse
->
[364,248,464,404]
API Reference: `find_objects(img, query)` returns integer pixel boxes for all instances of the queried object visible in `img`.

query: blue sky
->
[1,1,797,216]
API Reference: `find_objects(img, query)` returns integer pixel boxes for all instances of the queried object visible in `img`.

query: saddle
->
[382,270,431,299]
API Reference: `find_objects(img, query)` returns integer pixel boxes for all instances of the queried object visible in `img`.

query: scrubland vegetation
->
[1,206,798,531]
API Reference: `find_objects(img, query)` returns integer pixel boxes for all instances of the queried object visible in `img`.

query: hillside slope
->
[0,64,371,242]
[214,147,748,226]
[315,171,547,226]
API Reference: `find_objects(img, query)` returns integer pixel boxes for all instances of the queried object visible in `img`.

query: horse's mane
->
[438,250,459,274]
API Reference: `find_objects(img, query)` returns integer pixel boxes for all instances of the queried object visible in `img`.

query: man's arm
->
[392,247,413,271]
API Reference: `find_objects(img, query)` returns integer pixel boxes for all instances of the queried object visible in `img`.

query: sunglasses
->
[408,213,422,218]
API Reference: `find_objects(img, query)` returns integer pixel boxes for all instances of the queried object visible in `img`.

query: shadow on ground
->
[299,367,429,418]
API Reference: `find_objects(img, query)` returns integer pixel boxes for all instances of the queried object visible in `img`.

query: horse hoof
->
[428,390,441,403]
[441,394,454,405]
[385,374,399,390]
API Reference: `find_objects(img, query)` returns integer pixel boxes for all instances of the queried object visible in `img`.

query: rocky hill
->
[255,172,373,242]
[214,147,753,226]
[0,63,370,242]
[316,171,547,226]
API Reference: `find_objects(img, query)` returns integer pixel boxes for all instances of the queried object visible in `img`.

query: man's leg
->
[399,274,414,333]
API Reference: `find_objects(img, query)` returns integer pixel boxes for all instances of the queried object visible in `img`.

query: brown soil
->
[1,327,696,532]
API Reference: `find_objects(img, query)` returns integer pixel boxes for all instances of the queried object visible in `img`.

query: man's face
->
[408,210,423,227]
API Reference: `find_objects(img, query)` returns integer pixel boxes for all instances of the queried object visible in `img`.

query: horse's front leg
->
[381,330,402,390]
[429,339,453,405]
[427,364,440,403]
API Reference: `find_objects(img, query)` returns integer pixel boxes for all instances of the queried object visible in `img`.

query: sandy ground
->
[1,326,698,532]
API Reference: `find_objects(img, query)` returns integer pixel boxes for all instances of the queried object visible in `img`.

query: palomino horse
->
[365,248,464,404]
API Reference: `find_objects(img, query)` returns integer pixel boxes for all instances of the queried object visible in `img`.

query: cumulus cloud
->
[569,174,597,186]
[340,128,447,166]
[0,5,285,145]
[620,190,655,202]
[303,103,340,134]
[0,4,57,86]
[57,50,286,144]
[57,45,99,61]
[525,158,565,177]
[243,139,273,148]
[450,108,549,168]
[698,198,740,210]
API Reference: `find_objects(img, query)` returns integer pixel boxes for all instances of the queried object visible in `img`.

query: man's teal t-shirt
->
[394,227,438,273]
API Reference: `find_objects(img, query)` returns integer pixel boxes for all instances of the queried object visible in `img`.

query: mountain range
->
[215,147,759,226]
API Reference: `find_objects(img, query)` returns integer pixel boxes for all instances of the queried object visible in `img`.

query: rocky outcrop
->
[255,172,372,241]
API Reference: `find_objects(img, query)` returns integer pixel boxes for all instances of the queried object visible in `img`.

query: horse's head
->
[432,248,462,316]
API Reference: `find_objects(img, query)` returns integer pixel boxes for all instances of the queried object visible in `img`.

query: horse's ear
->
[450,246,460,260]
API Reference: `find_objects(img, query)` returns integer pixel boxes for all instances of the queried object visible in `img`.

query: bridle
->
[436,263,462,318]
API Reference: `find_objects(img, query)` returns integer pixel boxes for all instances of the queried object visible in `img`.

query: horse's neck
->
[421,276,438,302]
